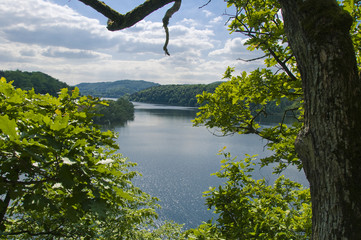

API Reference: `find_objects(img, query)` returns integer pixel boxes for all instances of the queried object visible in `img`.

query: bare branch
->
[267,47,298,82]
[237,54,268,62]
[279,107,301,134]
[163,0,182,55]
[199,0,212,9]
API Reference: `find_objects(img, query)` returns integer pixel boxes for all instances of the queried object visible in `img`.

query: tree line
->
[76,80,159,98]
[129,82,223,107]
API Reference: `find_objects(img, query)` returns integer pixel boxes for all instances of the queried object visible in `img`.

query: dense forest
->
[0,70,72,96]
[92,98,134,125]
[76,80,160,98]
[129,82,222,107]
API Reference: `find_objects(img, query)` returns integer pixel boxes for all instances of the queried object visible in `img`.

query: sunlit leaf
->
[0,115,18,140]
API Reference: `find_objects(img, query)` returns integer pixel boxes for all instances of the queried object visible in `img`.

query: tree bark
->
[278,0,361,239]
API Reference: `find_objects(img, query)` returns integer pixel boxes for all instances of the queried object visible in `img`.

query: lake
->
[113,102,307,229]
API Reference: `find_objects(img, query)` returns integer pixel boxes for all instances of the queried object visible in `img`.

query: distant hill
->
[75,80,160,98]
[129,82,222,107]
[0,70,72,96]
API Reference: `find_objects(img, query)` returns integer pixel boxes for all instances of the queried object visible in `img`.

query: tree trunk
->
[278,0,361,239]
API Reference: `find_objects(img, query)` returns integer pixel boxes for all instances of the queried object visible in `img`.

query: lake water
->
[113,102,307,229]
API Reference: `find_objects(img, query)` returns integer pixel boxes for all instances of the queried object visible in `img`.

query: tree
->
[194,1,361,238]
[277,2,361,238]
[78,0,361,238]
[0,78,159,239]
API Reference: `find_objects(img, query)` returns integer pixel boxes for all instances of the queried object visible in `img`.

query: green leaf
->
[51,115,69,131]
[0,115,18,140]
[113,187,134,201]
[343,0,354,13]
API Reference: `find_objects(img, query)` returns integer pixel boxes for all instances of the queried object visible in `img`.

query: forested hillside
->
[0,70,72,96]
[76,80,160,98]
[129,82,298,115]
[129,82,221,107]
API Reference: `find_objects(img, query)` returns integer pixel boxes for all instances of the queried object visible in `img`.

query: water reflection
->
[114,102,307,229]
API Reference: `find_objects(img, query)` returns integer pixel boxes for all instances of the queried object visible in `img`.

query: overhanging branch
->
[78,0,181,55]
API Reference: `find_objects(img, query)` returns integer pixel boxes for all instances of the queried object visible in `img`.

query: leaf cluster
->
[0,78,158,239]
[185,152,311,240]
[193,68,303,173]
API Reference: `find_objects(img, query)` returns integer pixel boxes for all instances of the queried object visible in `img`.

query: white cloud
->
[208,37,264,62]
[42,47,110,59]
[0,0,118,50]
[209,38,248,57]
[178,18,200,27]
[210,16,223,24]
[0,0,263,85]
[202,10,213,18]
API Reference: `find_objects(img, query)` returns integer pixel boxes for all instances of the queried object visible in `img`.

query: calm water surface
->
[114,102,307,229]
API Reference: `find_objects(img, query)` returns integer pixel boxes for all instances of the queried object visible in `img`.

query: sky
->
[0,0,263,86]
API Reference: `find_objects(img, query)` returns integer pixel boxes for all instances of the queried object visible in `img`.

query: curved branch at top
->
[78,0,176,31]
[78,0,181,55]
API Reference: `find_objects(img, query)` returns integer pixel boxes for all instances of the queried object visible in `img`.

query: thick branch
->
[77,0,123,22]
[78,0,176,31]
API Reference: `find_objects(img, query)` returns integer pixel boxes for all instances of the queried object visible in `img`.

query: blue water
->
[114,102,307,229]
